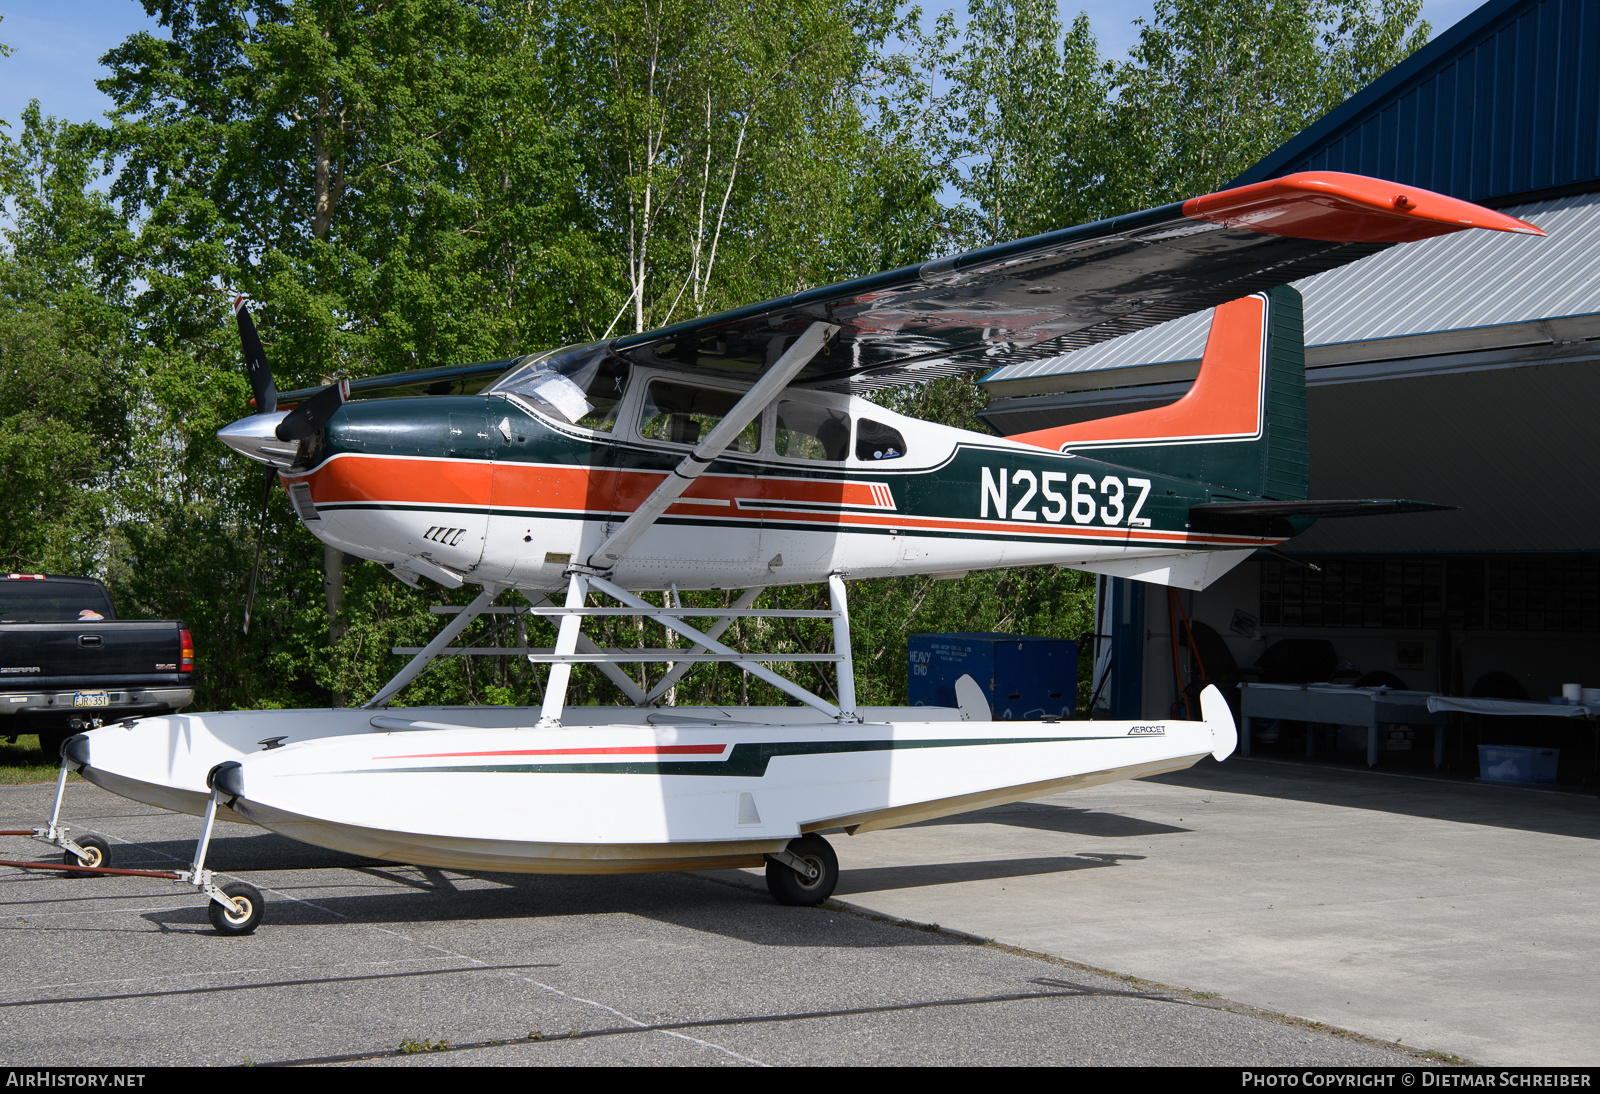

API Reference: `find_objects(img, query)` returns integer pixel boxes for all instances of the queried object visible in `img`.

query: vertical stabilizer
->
[1006,285,1308,501]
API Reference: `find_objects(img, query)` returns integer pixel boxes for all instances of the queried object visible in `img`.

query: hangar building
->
[979,0,1600,782]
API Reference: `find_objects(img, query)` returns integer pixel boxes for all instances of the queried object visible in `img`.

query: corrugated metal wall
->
[1233,0,1600,203]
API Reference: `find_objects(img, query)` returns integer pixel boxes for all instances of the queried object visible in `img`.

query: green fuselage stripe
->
[341,734,1138,778]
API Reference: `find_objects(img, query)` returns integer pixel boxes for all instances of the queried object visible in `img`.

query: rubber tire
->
[208,882,264,936]
[63,834,111,872]
[764,834,839,907]
[36,727,70,761]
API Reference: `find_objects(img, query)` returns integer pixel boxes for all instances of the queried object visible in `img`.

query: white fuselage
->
[269,377,1268,594]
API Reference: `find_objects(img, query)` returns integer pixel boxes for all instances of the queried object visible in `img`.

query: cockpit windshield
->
[487,344,629,432]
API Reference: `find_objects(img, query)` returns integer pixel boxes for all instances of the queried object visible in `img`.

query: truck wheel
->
[36,728,69,760]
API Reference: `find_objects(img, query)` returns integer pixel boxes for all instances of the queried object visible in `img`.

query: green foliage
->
[0,300,123,572]
[0,0,1428,716]
[550,0,915,332]
[0,106,133,574]
[898,0,1427,246]
[397,1037,450,1054]
[1100,0,1429,207]
[904,1,1111,248]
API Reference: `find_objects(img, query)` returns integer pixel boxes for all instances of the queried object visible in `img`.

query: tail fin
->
[1006,285,1308,501]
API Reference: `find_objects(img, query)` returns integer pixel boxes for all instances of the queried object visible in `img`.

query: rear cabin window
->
[774,401,851,462]
[0,581,116,622]
[639,381,761,452]
[855,418,906,461]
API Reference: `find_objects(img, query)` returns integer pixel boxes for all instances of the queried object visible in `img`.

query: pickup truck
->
[1,574,195,758]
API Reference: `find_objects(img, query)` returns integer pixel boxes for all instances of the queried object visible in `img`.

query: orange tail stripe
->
[1007,294,1266,452]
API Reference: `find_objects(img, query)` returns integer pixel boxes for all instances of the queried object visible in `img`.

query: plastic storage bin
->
[1477,745,1559,784]
[907,633,1077,720]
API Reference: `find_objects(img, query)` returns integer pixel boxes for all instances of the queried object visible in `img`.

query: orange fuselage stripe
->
[287,459,885,512]
[282,455,1272,547]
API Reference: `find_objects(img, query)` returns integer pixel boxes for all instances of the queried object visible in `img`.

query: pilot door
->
[620,377,763,584]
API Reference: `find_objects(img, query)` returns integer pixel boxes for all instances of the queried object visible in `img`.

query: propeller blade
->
[242,467,276,635]
[274,378,350,443]
[234,296,277,414]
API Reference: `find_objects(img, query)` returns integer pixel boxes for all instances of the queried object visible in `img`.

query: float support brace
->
[641,586,768,705]
[828,574,858,722]
[538,573,590,727]
[363,583,502,709]
[585,575,840,718]
[520,590,649,705]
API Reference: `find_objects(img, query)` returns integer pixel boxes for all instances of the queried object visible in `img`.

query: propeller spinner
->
[219,300,350,463]
[223,298,349,633]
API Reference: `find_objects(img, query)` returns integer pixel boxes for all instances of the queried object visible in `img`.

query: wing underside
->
[605,173,1540,392]
[282,173,1539,402]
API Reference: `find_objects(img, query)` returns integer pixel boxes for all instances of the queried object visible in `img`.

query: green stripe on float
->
[343,734,1138,778]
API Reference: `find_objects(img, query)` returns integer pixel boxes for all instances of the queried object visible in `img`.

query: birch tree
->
[556,0,904,336]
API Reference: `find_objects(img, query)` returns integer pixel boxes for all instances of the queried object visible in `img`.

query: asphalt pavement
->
[726,757,1600,1067]
[0,767,1452,1068]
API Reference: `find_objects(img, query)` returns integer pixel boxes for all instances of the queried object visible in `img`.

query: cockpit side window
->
[774,400,851,462]
[638,380,761,452]
[488,347,628,433]
[855,418,906,461]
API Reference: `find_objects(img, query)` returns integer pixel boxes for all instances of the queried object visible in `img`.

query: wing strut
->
[586,321,839,571]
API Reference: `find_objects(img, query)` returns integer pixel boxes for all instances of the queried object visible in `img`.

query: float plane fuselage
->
[48,172,1540,930]
[245,289,1294,597]
[218,174,1539,597]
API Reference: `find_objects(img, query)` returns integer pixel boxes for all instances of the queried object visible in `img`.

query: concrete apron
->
[724,758,1600,1066]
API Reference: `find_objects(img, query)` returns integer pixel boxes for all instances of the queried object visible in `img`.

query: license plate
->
[73,691,109,708]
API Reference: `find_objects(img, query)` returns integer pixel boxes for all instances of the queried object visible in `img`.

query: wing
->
[606,172,1540,391]
[276,357,521,407]
[281,172,1538,402]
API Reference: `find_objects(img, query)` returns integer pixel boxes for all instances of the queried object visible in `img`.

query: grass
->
[397,1038,451,1054]
[0,735,75,785]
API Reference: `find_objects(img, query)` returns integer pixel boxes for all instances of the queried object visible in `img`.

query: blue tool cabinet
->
[907,633,1078,720]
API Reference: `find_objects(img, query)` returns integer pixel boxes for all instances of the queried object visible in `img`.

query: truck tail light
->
[180,628,194,674]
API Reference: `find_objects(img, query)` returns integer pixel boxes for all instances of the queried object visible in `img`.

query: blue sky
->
[0,1,1488,136]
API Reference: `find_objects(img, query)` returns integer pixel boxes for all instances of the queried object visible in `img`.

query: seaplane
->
[26,173,1540,934]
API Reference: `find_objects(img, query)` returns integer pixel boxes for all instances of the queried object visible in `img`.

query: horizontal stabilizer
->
[1071,548,1256,591]
[1191,499,1456,518]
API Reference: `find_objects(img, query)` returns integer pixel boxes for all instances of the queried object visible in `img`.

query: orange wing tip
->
[1183,171,1544,243]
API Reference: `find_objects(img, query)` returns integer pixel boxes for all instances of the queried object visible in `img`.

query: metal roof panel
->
[1233,0,1600,204]
[981,191,1600,390]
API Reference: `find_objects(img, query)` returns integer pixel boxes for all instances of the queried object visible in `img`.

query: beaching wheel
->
[63,835,111,872]
[208,882,263,935]
[765,834,839,907]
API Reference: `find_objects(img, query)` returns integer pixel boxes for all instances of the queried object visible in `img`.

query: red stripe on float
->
[377,744,729,760]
